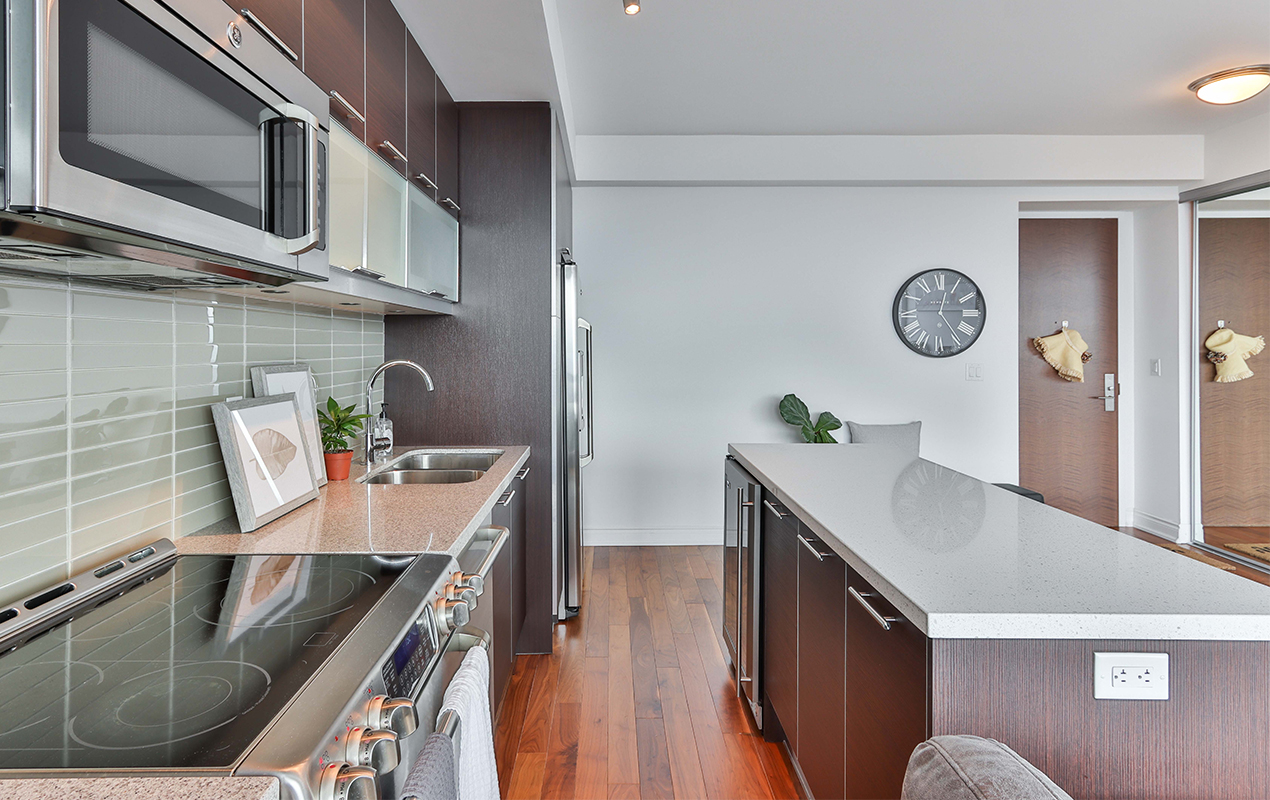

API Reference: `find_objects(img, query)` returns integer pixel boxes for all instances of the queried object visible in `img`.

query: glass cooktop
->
[0,553,411,771]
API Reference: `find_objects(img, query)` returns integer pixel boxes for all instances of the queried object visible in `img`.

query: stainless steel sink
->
[387,452,501,471]
[363,469,486,485]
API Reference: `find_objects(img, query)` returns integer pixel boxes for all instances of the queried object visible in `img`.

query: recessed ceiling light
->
[623,0,640,15]
[1188,65,1270,105]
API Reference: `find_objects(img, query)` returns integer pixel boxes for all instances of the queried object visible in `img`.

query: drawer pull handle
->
[797,534,833,562]
[516,466,530,480]
[379,140,407,162]
[498,489,516,507]
[762,499,787,519]
[329,90,365,123]
[849,586,899,631]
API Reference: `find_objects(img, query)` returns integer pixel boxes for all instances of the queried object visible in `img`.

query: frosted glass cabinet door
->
[327,121,367,272]
[366,154,409,287]
[407,183,460,300]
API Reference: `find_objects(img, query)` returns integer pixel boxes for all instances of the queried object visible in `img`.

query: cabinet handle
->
[240,8,298,61]
[414,173,439,191]
[498,490,516,507]
[329,90,365,123]
[796,534,831,562]
[516,466,530,480]
[425,290,449,298]
[352,267,385,280]
[762,499,787,519]
[849,586,899,631]
[379,140,407,162]
[442,198,461,212]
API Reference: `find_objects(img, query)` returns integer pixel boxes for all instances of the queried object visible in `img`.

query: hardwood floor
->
[1120,527,1270,587]
[494,546,799,800]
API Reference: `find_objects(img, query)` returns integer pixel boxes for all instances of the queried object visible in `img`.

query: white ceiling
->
[554,0,1270,136]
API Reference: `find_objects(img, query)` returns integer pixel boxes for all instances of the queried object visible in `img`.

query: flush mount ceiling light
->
[1188,65,1270,105]
[623,0,640,15]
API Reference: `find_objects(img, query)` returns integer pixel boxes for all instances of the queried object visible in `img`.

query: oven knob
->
[445,582,478,610]
[435,597,470,634]
[452,570,485,595]
[318,762,378,800]
[367,695,419,738]
[346,726,400,773]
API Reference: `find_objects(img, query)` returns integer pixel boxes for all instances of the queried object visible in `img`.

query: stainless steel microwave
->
[2,0,330,288]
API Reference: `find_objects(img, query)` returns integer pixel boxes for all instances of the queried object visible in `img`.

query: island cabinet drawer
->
[797,530,847,800]
[845,567,929,800]
[762,497,800,754]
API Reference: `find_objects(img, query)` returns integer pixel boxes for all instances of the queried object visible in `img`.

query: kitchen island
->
[729,443,1270,800]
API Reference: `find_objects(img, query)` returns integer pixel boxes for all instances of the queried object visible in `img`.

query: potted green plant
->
[317,396,373,481]
[779,393,843,443]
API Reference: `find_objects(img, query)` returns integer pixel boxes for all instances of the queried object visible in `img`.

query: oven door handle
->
[468,526,510,587]
[269,103,321,255]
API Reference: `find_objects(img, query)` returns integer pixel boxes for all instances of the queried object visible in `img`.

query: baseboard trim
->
[1134,510,1182,542]
[584,528,718,547]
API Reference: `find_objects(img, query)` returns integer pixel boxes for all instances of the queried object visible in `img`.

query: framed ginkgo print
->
[212,394,320,532]
[251,363,326,486]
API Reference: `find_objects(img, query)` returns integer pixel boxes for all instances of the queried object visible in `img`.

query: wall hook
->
[1217,320,1226,329]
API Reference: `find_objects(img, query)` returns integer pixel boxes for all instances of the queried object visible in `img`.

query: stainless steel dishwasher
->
[724,455,763,727]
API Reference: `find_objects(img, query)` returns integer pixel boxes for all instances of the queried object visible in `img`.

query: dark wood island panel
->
[929,638,1270,800]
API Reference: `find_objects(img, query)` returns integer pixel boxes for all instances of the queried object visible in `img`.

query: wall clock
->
[892,269,986,357]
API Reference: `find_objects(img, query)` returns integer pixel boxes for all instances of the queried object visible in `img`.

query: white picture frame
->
[251,363,326,487]
[212,395,320,533]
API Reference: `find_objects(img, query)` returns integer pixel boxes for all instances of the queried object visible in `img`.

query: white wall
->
[1200,112,1270,186]
[574,186,1022,545]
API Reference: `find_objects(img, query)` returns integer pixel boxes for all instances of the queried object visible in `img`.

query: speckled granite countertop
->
[1,776,278,799]
[729,443,1270,641]
[178,446,530,557]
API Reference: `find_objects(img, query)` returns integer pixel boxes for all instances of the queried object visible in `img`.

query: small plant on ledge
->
[317,396,373,481]
[779,393,842,443]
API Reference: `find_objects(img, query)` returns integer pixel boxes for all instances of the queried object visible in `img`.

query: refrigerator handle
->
[579,319,594,467]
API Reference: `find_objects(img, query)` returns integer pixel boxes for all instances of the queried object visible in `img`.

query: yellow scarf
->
[1205,328,1265,383]
[1034,329,1091,382]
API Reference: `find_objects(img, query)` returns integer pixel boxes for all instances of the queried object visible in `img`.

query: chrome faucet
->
[365,360,435,465]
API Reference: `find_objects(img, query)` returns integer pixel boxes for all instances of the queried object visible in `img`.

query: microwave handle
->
[273,103,321,255]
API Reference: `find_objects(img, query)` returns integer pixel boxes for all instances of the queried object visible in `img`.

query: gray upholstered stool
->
[901,735,1073,800]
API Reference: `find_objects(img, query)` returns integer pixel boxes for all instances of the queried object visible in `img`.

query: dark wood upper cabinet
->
[845,567,929,800]
[239,0,303,63]
[762,500,800,755]
[406,33,438,196]
[364,0,407,175]
[797,528,846,800]
[436,77,460,218]
[303,0,366,141]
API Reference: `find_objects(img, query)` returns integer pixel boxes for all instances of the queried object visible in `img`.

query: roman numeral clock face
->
[892,269,986,357]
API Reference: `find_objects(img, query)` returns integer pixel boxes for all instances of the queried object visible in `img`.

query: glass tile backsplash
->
[0,278,385,606]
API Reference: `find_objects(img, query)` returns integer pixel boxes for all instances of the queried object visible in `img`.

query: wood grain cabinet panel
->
[406,33,438,197]
[303,0,366,141]
[436,78,460,218]
[239,0,303,63]
[364,0,407,175]
[761,500,800,755]
[797,529,846,800]
[845,567,928,800]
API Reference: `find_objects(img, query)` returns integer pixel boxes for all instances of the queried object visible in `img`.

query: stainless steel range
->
[0,538,491,799]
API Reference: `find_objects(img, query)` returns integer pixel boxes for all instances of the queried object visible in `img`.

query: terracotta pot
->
[323,451,353,482]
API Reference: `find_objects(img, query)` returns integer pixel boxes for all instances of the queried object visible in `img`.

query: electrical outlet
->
[1094,652,1169,700]
[965,363,983,381]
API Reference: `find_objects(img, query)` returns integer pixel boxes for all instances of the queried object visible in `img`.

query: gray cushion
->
[901,735,1074,800]
[846,420,921,457]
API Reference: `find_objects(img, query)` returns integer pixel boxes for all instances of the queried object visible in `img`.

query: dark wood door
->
[240,0,303,63]
[797,528,846,800]
[406,33,438,196]
[845,567,928,800]
[304,0,366,141]
[1198,217,1270,527]
[1019,218,1119,526]
[364,0,406,174]
[436,79,459,218]
[762,499,799,754]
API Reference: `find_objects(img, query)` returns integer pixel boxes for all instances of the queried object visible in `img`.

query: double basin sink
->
[358,449,503,485]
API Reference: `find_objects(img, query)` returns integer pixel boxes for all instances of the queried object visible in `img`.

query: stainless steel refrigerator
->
[555,249,592,618]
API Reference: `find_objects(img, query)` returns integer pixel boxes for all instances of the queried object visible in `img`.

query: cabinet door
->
[510,473,527,655]
[406,33,438,197]
[240,0,303,63]
[364,0,407,175]
[407,182,459,299]
[328,121,367,272]
[846,567,928,800]
[365,153,408,286]
[488,525,513,717]
[303,0,366,141]
[435,78,459,218]
[761,499,799,753]
[797,528,846,800]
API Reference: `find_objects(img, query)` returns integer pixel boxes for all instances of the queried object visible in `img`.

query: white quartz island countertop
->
[729,443,1270,641]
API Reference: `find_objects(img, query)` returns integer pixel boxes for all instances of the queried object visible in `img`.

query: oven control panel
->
[381,604,440,699]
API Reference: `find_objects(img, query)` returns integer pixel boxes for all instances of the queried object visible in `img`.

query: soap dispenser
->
[372,403,393,461]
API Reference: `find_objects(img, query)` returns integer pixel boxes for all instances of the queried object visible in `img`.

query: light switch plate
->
[1094,652,1168,700]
